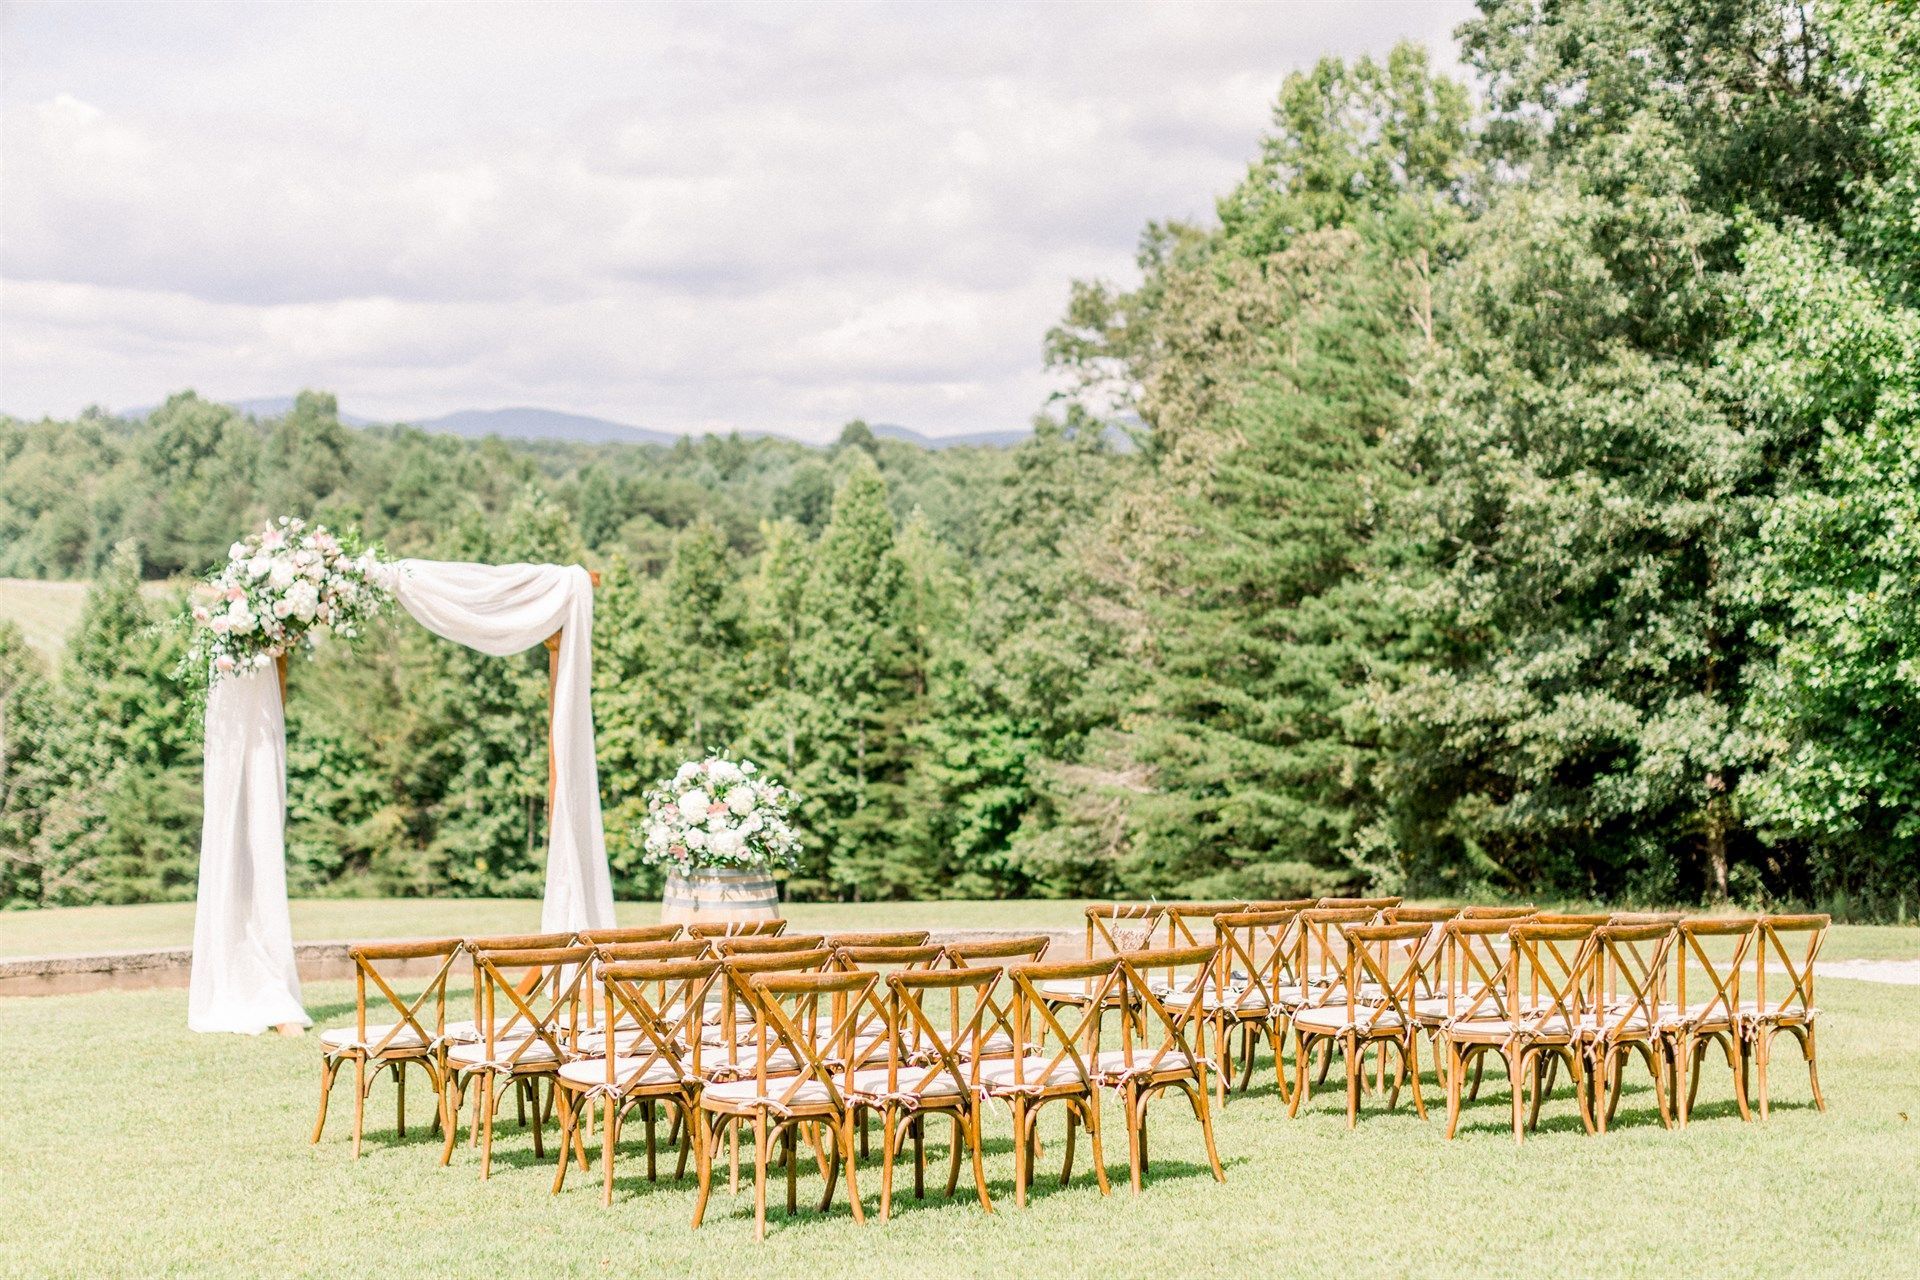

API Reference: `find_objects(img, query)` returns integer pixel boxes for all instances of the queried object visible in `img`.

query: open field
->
[1,909,1915,1279]
[0,576,181,666]
[4,896,1915,964]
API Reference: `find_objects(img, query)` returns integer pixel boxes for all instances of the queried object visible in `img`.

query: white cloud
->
[0,0,1478,440]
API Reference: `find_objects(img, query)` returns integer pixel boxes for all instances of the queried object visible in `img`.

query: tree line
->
[2,0,1914,919]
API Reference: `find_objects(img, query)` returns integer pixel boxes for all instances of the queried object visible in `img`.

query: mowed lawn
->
[2,905,1918,1278]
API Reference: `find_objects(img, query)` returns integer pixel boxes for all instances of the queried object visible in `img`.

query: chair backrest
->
[1116,944,1218,1078]
[1160,902,1247,947]
[1085,904,1165,958]
[684,919,789,939]
[344,938,463,1053]
[713,933,827,958]
[1332,922,1433,1028]
[940,934,1052,967]
[1006,957,1122,1090]
[1243,897,1318,913]
[1531,912,1611,927]
[879,966,1003,1100]
[1752,913,1829,1020]
[467,931,575,951]
[1293,907,1375,990]
[585,939,710,1031]
[1382,906,1463,992]
[829,943,946,1067]
[575,924,682,947]
[1439,918,1520,1022]
[597,957,722,1084]
[1674,916,1757,1024]
[1505,922,1600,1032]
[709,947,834,1067]
[1316,896,1403,912]
[1459,905,1537,921]
[1211,909,1302,1013]
[470,944,593,1066]
[737,969,878,1112]
[825,929,931,949]
[1587,922,1674,1039]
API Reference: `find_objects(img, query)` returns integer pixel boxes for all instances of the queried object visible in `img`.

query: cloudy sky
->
[1,0,1476,441]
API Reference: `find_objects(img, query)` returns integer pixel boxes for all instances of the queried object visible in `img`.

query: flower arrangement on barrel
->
[636,754,801,924]
[180,517,393,688]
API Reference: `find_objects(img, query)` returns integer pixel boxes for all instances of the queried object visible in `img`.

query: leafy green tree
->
[0,624,62,905]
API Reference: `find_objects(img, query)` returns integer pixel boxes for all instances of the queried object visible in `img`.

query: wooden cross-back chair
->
[1160,902,1247,947]
[1661,917,1757,1127]
[841,965,1002,1221]
[1037,905,1162,1043]
[312,938,463,1158]
[1106,945,1227,1193]
[712,933,826,958]
[685,919,789,940]
[572,930,690,1045]
[1316,896,1403,911]
[1206,909,1302,1106]
[1420,918,1517,1102]
[1292,906,1375,992]
[1583,921,1676,1133]
[551,955,720,1210]
[984,956,1120,1208]
[695,968,879,1240]
[1744,913,1829,1119]
[1440,921,1599,1143]
[441,943,593,1177]
[1459,904,1537,921]
[1244,897,1318,913]
[579,939,712,1056]
[828,944,943,1070]
[1289,922,1433,1127]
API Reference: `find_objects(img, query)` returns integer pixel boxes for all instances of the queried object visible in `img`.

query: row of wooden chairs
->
[1076,903,1828,1143]
[313,922,1230,1239]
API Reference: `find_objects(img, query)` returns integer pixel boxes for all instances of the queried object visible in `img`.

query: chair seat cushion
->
[1036,978,1118,1003]
[955,1031,1016,1059]
[838,1065,967,1102]
[1090,1048,1194,1081]
[319,1022,429,1052]
[558,1056,687,1091]
[977,1055,1087,1092]
[1444,1014,1574,1040]
[447,1036,561,1068]
[700,1045,800,1079]
[701,1077,837,1112]
[1292,1005,1406,1034]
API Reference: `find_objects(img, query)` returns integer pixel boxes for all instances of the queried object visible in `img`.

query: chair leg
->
[603,1097,619,1207]
[784,1124,798,1217]
[1802,1022,1826,1112]
[351,1057,367,1159]
[1288,1028,1310,1117]
[1507,1047,1526,1145]
[1467,1049,1486,1101]
[945,1110,965,1197]
[311,1058,339,1144]
[912,1114,926,1199]
[1059,1107,1076,1187]
[842,1113,867,1224]
[967,1106,994,1213]
[550,1089,573,1195]
[1126,1087,1144,1194]
[752,1111,770,1242]
[1757,1027,1773,1121]
[1188,1080,1226,1182]
[1010,1099,1029,1209]
[879,1110,898,1222]
[395,1062,407,1138]
[690,1110,714,1229]
[1343,1033,1360,1128]
[1444,1040,1464,1139]
[1405,1034,1427,1120]
[1270,1021,1293,1106]
[439,1074,463,1166]
[1084,1098,1112,1195]
[645,1099,658,1181]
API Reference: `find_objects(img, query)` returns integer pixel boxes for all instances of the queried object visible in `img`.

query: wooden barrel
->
[661,868,781,926]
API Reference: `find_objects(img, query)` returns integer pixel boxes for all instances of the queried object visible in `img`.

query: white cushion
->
[1036,978,1116,1002]
[447,1036,561,1068]
[557,1056,686,1090]
[1292,1005,1406,1034]
[319,1022,428,1051]
[1090,1048,1194,1080]
[956,1031,1016,1059]
[701,1077,836,1111]
[1444,1014,1575,1040]
[700,1045,800,1078]
[838,1065,966,1101]
[977,1055,1087,1092]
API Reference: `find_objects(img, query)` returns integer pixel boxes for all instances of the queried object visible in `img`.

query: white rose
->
[711,829,744,858]
[710,760,743,784]
[679,788,709,816]
[247,554,273,580]
[684,828,707,850]
[706,811,727,833]
[268,559,296,591]
[224,600,257,634]
[727,788,755,816]
[228,542,248,562]
[286,580,320,621]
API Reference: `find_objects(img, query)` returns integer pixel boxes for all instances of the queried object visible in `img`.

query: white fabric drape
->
[391,560,615,935]
[188,558,614,1034]
[187,667,309,1033]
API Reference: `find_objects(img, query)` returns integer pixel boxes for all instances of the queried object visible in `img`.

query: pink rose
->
[225,586,245,601]
[215,655,235,672]
[191,605,210,623]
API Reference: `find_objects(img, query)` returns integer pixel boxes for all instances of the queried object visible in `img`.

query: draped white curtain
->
[188,559,615,1034]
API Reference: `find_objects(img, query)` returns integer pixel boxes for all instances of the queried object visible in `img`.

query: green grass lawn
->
[2,905,1917,1278]
[0,576,180,667]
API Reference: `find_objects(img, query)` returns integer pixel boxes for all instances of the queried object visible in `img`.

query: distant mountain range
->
[110,396,1034,450]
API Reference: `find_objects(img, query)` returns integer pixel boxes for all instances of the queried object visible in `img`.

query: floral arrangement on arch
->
[181,517,393,686]
[635,754,802,875]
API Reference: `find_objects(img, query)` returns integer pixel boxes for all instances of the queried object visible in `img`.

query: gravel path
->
[1810,959,1920,986]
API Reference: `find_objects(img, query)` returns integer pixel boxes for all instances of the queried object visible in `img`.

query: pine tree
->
[0,624,62,905]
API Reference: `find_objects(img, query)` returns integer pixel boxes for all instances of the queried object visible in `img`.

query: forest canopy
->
[2,0,1914,920]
